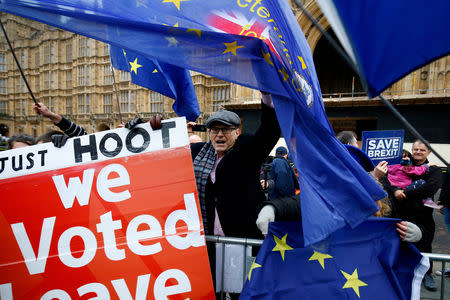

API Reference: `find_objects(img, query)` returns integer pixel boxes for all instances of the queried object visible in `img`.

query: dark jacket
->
[438,166,449,208]
[56,117,88,137]
[263,195,301,221]
[381,159,442,249]
[269,156,297,199]
[191,103,280,239]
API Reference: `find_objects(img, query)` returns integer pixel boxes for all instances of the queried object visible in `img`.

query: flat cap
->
[205,110,241,128]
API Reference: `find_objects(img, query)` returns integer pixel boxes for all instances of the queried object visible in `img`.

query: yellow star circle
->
[162,0,189,10]
[222,41,245,56]
[341,268,368,298]
[308,251,333,269]
[129,58,142,74]
[261,49,274,66]
[272,233,293,261]
[248,262,262,280]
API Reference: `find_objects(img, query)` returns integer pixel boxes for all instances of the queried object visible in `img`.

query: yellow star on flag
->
[278,67,289,81]
[308,251,333,269]
[162,0,189,10]
[163,22,179,34]
[129,58,142,74]
[261,49,274,66]
[162,22,179,27]
[187,28,202,38]
[248,262,262,280]
[341,268,368,298]
[222,41,244,56]
[152,69,158,73]
[291,78,302,92]
[165,37,179,47]
[297,56,307,70]
[272,233,293,261]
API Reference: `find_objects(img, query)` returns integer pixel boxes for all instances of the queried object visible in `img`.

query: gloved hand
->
[51,134,70,148]
[396,221,422,242]
[403,221,422,242]
[124,118,143,129]
[256,205,275,235]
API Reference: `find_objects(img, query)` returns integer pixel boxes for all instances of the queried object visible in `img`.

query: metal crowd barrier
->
[206,236,450,300]
[423,253,450,300]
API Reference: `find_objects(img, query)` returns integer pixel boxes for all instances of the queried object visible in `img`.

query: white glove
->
[256,205,275,235]
[404,221,422,242]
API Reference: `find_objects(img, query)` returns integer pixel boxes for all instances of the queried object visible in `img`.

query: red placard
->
[0,122,214,299]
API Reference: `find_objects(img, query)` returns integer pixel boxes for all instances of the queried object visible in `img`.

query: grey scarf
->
[193,141,216,233]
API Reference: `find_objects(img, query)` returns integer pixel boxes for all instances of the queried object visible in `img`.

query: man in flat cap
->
[190,93,280,287]
[190,94,280,239]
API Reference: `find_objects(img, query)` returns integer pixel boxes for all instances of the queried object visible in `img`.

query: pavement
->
[420,210,450,300]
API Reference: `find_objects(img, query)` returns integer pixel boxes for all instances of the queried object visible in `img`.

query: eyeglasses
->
[209,127,237,135]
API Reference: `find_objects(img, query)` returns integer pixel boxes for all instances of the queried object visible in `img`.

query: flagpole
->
[293,0,448,167]
[0,19,38,105]
[110,65,123,124]
[378,95,448,166]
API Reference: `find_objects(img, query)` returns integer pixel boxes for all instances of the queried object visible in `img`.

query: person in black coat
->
[190,94,280,239]
[437,166,450,276]
[190,94,280,298]
[380,140,442,291]
[268,146,298,200]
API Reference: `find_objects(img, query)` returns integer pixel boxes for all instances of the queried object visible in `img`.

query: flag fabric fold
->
[1,0,386,245]
[240,220,428,300]
[109,46,200,121]
[315,0,450,98]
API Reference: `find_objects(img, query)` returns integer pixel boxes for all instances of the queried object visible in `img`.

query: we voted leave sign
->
[362,130,404,165]
[0,118,214,299]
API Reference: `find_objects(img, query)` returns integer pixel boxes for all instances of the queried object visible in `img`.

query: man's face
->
[350,137,359,148]
[209,124,240,156]
[412,142,430,164]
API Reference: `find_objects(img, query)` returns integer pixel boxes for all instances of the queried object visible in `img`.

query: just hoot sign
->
[0,118,214,299]
[362,130,405,165]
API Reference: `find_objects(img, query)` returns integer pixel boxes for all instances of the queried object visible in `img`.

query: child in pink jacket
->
[387,150,440,209]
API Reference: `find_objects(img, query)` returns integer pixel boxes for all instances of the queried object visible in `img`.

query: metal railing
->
[423,253,450,300]
[206,235,450,300]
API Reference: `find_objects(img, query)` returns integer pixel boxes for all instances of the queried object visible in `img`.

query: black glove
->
[124,118,144,129]
[51,134,70,148]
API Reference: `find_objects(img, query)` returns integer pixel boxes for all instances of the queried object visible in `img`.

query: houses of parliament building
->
[0,13,258,138]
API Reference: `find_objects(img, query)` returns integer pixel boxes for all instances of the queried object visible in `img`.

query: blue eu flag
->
[109,46,200,121]
[315,0,450,97]
[2,0,386,245]
[240,220,428,300]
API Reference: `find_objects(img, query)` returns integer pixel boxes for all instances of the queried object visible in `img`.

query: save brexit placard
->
[361,130,405,165]
[0,118,215,299]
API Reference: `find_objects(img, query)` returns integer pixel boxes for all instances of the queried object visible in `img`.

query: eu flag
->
[316,0,450,98]
[109,46,200,121]
[2,0,386,245]
[240,220,428,300]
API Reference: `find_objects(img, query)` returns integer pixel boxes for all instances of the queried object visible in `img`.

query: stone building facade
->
[0,13,259,139]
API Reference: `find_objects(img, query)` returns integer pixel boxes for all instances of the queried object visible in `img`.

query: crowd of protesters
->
[2,96,449,295]
[337,130,446,291]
